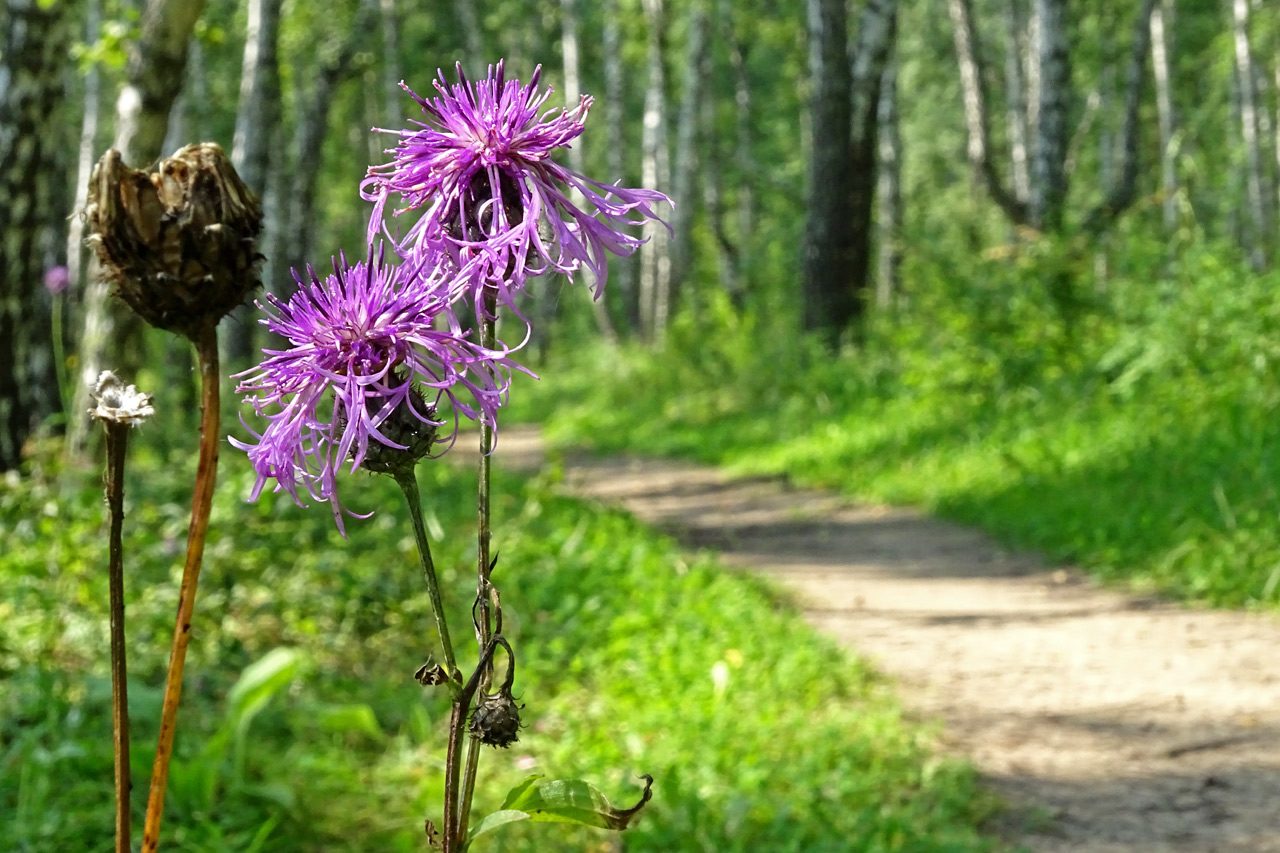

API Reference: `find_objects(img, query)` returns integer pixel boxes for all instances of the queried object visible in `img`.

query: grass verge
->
[513,246,1280,609]
[0,437,996,852]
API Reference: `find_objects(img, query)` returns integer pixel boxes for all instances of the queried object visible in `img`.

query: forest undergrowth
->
[0,429,995,852]
[519,236,1280,609]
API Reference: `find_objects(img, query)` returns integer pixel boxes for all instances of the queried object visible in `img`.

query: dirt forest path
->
[499,426,1280,852]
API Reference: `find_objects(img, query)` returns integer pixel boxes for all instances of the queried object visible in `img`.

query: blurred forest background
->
[5,0,1280,850]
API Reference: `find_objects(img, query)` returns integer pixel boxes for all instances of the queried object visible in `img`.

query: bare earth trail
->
[499,427,1280,852]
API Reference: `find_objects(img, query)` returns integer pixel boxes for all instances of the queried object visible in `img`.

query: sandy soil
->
[498,426,1280,852]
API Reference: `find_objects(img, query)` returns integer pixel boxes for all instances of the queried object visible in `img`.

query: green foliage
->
[0,437,995,851]
[517,233,1280,610]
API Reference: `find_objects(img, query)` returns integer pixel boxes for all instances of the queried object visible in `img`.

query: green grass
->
[0,433,996,852]
[513,241,1280,609]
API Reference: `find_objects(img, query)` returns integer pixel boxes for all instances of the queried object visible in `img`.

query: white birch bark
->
[113,0,208,164]
[669,0,711,302]
[1151,0,1178,234]
[1003,0,1030,203]
[602,0,638,332]
[876,56,902,308]
[66,0,101,309]
[639,0,671,341]
[1233,0,1268,268]
[559,0,616,343]
[948,0,1026,222]
[72,0,207,457]
[1030,0,1069,231]
[226,0,282,362]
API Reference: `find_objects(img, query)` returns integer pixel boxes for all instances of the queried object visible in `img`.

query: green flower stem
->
[455,306,497,844]
[393,468,460,680]
[102,421,132,853]
[142,321,221,853]
[52,296,70,419]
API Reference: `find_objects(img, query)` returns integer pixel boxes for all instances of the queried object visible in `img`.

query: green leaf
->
[467,775,653,848]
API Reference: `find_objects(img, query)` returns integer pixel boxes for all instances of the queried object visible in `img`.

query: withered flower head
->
[84,143,263,340]
[88,370,155,426]
[468,636,523,748]
[468,688,523,749]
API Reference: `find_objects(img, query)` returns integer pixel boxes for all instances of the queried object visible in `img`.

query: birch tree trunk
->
[1232,0,1268,269]
[559,0,616,345]
[639,0,671,341]
[726,2,755,303]
[283,0,376,282]
[802,0,896,342]
[1084,0,1156,232]
[876,56,902,309]
[114,0,208,164]
[602,0,638,333]
[0,0,73,470]
[67,0,102,316]
[668,0,711,305]
[1030,0,1070,231]
[1150,0,1178,236]
[224,0,282,363]
[71,0,207,457]
[802,0,852,340]
[948,0,1027,223]
[1003,0,1031,204]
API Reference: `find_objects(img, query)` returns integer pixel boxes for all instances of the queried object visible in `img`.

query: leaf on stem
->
[466,774,654,847]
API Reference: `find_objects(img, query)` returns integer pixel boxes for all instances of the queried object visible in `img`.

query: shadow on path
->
[500,427,1280,853]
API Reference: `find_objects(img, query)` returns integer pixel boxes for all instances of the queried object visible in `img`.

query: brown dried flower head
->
[85,143,263,340]
[468,688,524,748]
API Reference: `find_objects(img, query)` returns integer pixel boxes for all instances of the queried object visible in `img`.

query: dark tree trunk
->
[802,0,854,340]
[802,0,896,343]
[0,0,74,469]
[1029,0,1070,231]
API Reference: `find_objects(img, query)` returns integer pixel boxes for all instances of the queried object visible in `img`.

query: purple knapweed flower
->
[361,60,671,313]
[44,266,70,295]
[230,249,520,533]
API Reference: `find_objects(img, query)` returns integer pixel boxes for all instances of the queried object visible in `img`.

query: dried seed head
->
[84,143,263,340]
[468,688,523,749]
[88,371,155,426]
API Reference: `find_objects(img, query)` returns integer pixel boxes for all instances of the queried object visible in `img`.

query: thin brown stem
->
[394,468,460,679]
[104,422,132,853]
[456,306,497,845]
[141,322,221,853]
[443,639,501,852]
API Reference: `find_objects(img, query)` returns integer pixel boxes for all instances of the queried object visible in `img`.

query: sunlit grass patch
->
[0,442,996,851]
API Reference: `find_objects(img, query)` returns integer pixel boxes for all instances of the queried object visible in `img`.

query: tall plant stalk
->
[395,469,461,679]
[456,308,498,845]
[141,321,221,853]
[88,371,154,853]
[104,421,132,853]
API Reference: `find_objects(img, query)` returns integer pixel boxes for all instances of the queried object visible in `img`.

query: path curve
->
[500,426,1280,852]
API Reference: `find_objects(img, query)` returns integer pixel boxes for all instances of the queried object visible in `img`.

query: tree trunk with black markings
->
[0,0,74,470]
